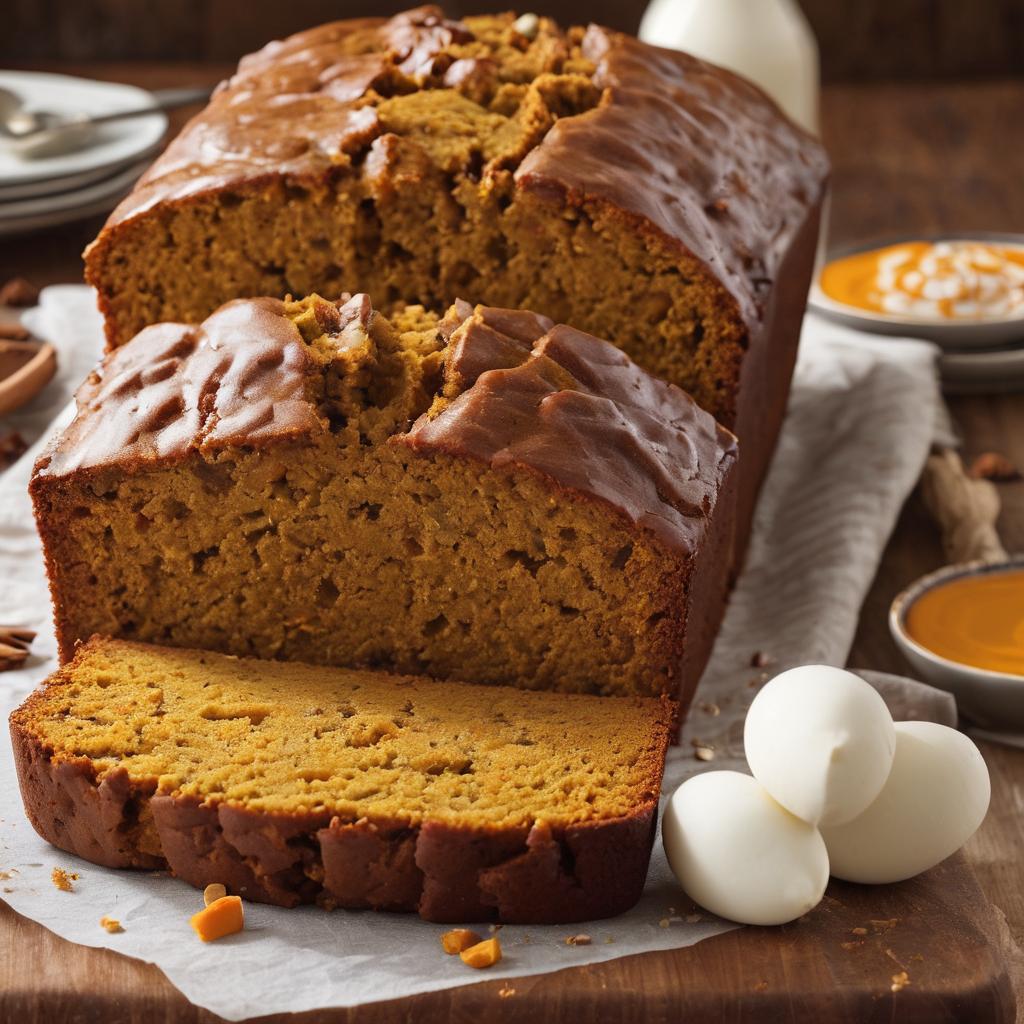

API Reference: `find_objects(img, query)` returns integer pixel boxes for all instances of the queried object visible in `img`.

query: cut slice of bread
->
[10,637,672,923]
[31,293,737,717]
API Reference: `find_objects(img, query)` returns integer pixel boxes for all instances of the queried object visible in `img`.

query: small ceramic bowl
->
[890,556,1024,730]
[0,337,56,416]
[809,232,1024,351]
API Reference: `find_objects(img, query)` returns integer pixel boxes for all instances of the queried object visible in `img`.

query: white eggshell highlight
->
[744,665,896,826]
[662,771,829,926]
[821,720,990,884]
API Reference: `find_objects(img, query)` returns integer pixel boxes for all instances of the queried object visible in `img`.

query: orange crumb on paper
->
[441,929,482,955]
[460,937,502,969]
[99,916,123,933]
[51,868,78,892]
[190,895,244,942]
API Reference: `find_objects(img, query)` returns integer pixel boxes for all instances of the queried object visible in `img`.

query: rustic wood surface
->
[0,70,1022,1023]
[6,2,1024,81]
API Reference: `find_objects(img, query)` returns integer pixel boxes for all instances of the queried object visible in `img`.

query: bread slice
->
[31,293,736,716]
[10,638,672,923]
[83,8,827,545]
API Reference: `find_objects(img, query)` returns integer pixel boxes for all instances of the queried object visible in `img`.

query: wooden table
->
[0,67,1021,1023]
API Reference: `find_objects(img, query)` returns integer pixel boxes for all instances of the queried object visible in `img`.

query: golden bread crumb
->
[51,868,78,892]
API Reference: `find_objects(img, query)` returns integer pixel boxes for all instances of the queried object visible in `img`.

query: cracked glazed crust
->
[89,5,828,339]
[10,640,668,923]
[33,294,736,564]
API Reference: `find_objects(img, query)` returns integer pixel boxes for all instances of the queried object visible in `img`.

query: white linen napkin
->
[0,290,943,1019]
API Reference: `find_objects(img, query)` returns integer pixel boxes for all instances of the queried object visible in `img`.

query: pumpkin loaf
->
[31,293,737,715]
[83,6,828,542]
[11,638,672,922]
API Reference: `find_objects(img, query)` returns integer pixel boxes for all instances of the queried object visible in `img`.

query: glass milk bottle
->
[639,0,820,135]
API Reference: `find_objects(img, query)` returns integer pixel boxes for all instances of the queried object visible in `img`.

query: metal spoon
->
[0,86,211,159]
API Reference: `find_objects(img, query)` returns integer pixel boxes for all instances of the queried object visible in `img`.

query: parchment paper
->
[0,287,944,1019]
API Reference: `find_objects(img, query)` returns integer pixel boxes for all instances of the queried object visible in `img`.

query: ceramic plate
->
[809,232,1024,351]
[0,157,148,220]
[0,158,148,238]
[890,556,1024,731]
[0,71,166,189]
[0,151,159,202]
[938,345,1024,394]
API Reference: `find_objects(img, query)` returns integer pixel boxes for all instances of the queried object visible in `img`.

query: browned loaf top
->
[32,294,736,710]
[83,7,825,554]
[38,294,734,560]
[11,638,672,922]
[96,6,825,341]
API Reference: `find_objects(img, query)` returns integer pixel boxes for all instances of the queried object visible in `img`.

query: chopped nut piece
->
[0,431,27,470]
[512,12,539,39]
[0,277,40,307]
[203,882,227,906]
[968,451,1020,482]
[750,651,774,668]
[441,928,483,955]
[51,867,78,891]
[190,895,244,942]
[851,926,868,936]
[685,913,703,924]
[565,933,591,946]
[840,940,862,951]
[891,970,911,992]
[498,984,516,998]
[694,746,715,762]
[460,936,502,969]
[99,916,123,933]
[871,918,898,932]
[699,701,721,716]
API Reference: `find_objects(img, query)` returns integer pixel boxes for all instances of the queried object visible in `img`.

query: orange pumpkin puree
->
[820,240,1024,320]
[905,568,1024,677]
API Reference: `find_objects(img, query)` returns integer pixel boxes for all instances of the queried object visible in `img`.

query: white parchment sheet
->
[0,287,942,1019]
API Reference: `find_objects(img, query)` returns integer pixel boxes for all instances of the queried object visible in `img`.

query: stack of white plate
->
[809,234,1024,394]
[0,71,167,238]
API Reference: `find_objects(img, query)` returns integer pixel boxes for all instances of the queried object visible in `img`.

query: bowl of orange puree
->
[891,556,1024,729]
[811,234,1024,349]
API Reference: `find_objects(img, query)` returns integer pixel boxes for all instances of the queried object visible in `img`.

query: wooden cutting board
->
[0,851,1013,1023]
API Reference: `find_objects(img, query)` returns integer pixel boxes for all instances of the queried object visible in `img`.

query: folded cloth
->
[0,294,944,1019]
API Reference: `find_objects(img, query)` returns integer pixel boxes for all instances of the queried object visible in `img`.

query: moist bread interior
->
[15,640,669,828]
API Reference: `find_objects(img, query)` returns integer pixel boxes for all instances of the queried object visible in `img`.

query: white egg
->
[744,665,896,827]
[662,771,829,926]
[821,721,990,884]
